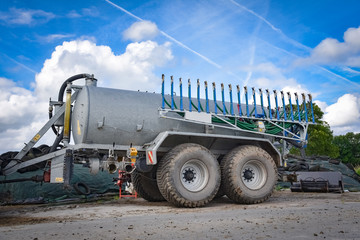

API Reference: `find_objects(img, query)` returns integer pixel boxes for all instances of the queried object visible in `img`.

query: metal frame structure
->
[160,74,315,147]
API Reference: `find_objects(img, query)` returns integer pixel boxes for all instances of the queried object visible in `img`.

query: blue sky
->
[0,0,360,152]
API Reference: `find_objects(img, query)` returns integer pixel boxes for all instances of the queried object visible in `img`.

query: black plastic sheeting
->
[0,164,119,204]
[1,155,360,205]
[278,155,360,192]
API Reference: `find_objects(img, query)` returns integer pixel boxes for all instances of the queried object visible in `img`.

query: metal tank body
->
[71,85,261,146]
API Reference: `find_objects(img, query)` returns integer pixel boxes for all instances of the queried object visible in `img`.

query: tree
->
[290,103,339,158]
[333,132,360,165]
[305,123,339,158]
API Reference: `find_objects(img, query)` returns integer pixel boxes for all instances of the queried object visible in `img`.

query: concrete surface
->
[1,190,359,240]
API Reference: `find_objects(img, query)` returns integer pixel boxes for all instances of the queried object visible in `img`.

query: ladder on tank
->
[159,74,316,147]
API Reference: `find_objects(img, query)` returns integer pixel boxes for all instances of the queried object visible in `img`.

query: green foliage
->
[305,123,339,158]
[275,184,289,191]
[300,103,339,158]
[288,102,359,166]
[333,132,360,165]
[310,103,324,124]
[288,146,301,155]
[355,166,360,176]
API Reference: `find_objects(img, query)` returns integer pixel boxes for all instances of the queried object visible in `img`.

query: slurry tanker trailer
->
[0,74,315,207]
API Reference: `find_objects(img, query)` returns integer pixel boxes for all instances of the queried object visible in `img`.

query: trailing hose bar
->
[160,75,316,134]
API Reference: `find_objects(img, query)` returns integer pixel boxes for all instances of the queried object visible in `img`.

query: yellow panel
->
[33,134,41,142]
[55,177,64,183]
[77,120,81,135]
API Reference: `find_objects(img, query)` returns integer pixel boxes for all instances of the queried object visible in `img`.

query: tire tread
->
[132,169,165,202]
[157,143,220,208]
[221,145,277,204]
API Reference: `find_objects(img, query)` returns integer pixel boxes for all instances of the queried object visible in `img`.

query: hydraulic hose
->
[285,138,304,149]
[0,175,44,184]
[49,108,58,135]
[50,129,64,153]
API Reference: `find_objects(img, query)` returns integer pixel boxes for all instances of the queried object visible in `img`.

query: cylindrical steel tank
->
[71,85,261,146]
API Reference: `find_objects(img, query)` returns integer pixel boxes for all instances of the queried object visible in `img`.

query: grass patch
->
[355,165,360,176]
[275,183,290,191]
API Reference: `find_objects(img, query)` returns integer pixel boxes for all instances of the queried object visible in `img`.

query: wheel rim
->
[180,159,209,192]
[241,160,267,190]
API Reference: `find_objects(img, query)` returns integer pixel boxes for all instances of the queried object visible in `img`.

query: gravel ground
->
[1,190,360,240]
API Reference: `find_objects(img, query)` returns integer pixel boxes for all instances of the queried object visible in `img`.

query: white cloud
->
[0,39,173,152]
[241,77,309,109]
[341,66,360,76]
[250,62,282,76]
[242,62,309,92]
[37,34,75,43]
[0,8,55,25]
[322,94,360,135]
[82,6,100,17]
[0,120,53,153]
[67,6,99,18]
[241,62,312,108]
[35,39,173,100]
[123,21,160,41]
[67,10,82,18]
[314,100,328,112]
[254,77,303,91]
[0,77,51,153]
[297,26,360,67]
[0,78,43,132]
[282,83,310,98]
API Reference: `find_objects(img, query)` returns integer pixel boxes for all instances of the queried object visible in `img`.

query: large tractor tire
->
[156,143,221,207]
[214,155,225,199]
[221,145,277,204]
[131,168,165,202]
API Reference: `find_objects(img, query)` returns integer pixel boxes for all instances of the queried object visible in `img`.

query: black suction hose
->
[49,73,92,136]
[48,73,92,150]
[58,73,92,102]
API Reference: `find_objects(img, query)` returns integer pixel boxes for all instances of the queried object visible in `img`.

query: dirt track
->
[1,190,360,240]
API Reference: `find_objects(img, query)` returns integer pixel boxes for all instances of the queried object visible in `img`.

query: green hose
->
[216,103,229,114]
[190,100,204,112]
[164,96,302,135]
